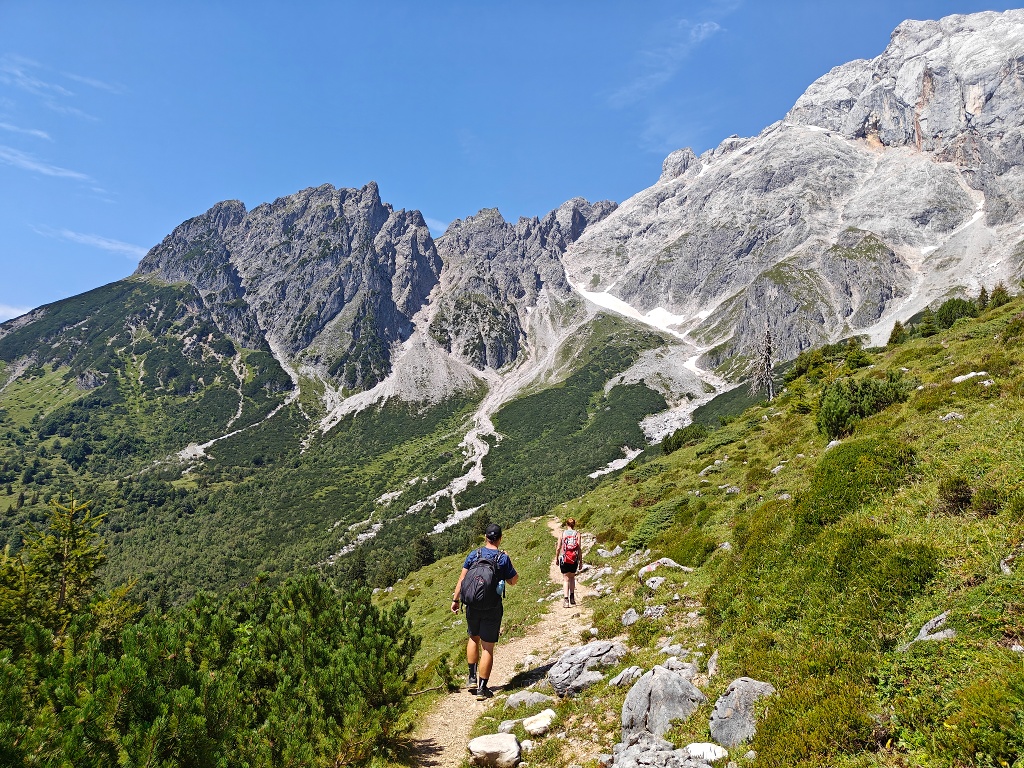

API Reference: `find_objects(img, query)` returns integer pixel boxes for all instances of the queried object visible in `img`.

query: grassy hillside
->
[439,292,1024,768]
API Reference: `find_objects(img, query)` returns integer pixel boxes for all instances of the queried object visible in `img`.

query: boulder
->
[505,691,555,711]
[612,731,713,768]
[548,640,628,696]
[622,608,640,627]
[499,719,521,733]
[522,708,557,737]
[622,665,709,739]
[708,677,777,747]
[609,666,644,687]
[645,576,667,590]
[468,733,521,768]
[567,670,605,695]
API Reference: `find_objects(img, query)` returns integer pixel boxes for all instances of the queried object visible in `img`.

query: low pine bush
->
[816,371,913,439]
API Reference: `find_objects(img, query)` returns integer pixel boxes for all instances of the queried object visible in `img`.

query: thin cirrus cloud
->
[0,122,51,140]
[0,144,90,180]
[0,54,72,98]
[0,145,91,180]
[35,226,147,260]
[607,19,723,109]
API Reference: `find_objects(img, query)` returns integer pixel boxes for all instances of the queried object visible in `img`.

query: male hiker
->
[451,523,518,700]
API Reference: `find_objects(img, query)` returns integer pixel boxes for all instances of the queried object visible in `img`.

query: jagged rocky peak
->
[135,182,442,392]
[565,9,1024,367]
[431,198,616,370]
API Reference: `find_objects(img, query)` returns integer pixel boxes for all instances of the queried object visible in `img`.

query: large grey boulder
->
[708,677,777,747]
[612,731,712,768]
[467,733,521,768]
[567,670,605,695]
[622,665,708,739]
[548,640,628,696]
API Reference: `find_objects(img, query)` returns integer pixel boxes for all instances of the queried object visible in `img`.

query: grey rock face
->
[622,665,708,739]
[708,677,777,748]
[564,10,1024,367]
[431,199,615,370]
[548,640,628,696]
[621,608,639,627]
[136,183,442,392]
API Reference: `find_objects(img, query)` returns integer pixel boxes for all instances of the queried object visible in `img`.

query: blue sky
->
[0,1,1017,320]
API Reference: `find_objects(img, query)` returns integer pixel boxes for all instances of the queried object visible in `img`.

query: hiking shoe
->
[569,593,576,606]
[562,597,570,608]
[467,672,477,690]
[475,686,493,701]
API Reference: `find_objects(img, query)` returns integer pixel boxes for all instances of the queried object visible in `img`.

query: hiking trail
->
[411,518,596,767]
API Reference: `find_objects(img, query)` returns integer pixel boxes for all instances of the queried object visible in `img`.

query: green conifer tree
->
[918,307,938,337]
[990,282,1011,307]
[977,285,989,310]
[888,320,908,345]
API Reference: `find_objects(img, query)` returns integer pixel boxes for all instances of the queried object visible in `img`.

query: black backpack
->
[460,549,501,609]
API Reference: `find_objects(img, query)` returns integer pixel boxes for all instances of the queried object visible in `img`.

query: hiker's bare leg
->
[563,573,570,597]
[467,635,480,665]
[477,640,496,680]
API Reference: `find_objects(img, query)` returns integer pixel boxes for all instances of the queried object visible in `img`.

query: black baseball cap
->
[484,523,502,541]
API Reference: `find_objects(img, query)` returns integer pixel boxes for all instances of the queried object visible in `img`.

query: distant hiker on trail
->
[451,523,518,700]
[556,517,582,607]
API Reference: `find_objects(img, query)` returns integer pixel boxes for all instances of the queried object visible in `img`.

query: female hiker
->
[555,517,582,607]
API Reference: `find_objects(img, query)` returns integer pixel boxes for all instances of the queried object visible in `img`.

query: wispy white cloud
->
[0,303,31,323]
[608,19,723,108]
[0,54,72,98]
[0,121,51,140]
[34,226,147,259]
[61,72,125,94]
[425,217,449,236]
[0,145,91,180]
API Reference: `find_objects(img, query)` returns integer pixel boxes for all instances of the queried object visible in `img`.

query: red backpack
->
[562,530,580,566]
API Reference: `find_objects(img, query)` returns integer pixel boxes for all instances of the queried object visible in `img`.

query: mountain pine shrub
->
[816,371,913,439]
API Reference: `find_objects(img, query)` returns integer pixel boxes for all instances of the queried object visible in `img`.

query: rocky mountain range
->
[127,9,1024,434]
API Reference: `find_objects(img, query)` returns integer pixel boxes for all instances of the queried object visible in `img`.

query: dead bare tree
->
[749,324,774,402]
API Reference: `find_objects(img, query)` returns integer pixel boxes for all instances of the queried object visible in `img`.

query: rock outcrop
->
[563,9,1024,365]
[622,665,708,739]
[708,677,776,747]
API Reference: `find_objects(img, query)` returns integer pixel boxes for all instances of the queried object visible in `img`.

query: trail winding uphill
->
[411,519,596,768]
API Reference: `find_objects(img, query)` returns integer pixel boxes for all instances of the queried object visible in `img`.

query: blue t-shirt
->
[463,547,517,581]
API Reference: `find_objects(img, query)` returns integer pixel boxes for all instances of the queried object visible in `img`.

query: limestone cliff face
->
[563,9,1024,365]
[136,183,441,390]
[430,199,616,370]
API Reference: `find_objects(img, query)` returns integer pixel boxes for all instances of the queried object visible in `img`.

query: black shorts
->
[466,605,504,643]
[559,560,579,574]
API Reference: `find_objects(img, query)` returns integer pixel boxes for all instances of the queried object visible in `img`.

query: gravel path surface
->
[411,518,596,767]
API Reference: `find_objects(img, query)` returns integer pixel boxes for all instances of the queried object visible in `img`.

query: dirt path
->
[412,519,595,767]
